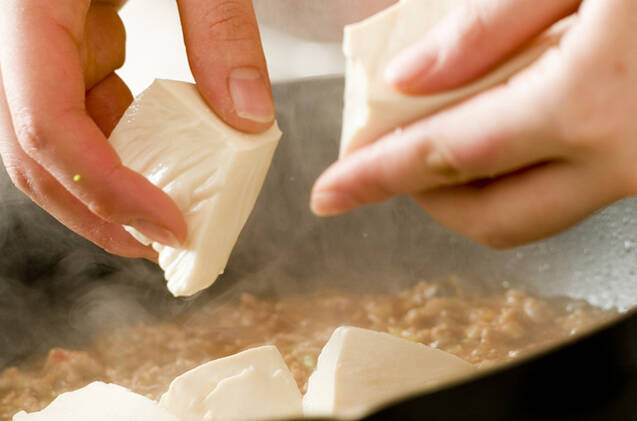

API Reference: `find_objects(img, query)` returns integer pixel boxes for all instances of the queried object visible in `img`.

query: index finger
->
[0,0,187,245]
[311,53,565,216]
[177,0,275,133]
[385,0,580,94]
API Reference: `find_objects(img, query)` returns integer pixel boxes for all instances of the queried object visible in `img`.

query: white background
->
[118,0,346,94]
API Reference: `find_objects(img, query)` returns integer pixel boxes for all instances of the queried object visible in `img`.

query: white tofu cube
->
[340,0,570,156]
[13,382,180,421]
[303,326,477,418]
[109,79,281,296]
[159,345,303,421]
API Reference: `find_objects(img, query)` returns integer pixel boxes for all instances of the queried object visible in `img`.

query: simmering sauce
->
[0,278,615,420]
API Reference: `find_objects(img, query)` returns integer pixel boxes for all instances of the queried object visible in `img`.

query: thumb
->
[384,0,581,94]
[177,0,274,133]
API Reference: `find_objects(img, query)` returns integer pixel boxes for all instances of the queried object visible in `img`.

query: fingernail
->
[311,191,359,216]
[229,67,275,124]
[130,219,181,248]
[384,44,437,90]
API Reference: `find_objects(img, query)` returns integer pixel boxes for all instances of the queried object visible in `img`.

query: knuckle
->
[396,123,464,188]
[207,0,259,43]
[548,55,625,153]
[417,132,465,185]
[12,112,49,157]
[550,83,599,150]
[425,146,463,184]
[5,164,33,195]
[553,100,610,153]
[88,198,116,221]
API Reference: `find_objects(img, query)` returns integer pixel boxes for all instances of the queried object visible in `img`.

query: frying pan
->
[0,76,636,420]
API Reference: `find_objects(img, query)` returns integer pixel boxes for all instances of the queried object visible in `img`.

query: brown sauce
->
[0,279,615,420]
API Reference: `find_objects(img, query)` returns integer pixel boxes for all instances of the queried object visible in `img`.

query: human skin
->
[311,0,637,248]
[0,0,274,259]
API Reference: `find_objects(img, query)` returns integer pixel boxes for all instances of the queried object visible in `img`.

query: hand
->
[311,0,637,248]
[0,0,274,259]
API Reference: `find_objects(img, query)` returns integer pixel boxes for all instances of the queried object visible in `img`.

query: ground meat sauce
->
[0,279,615,420]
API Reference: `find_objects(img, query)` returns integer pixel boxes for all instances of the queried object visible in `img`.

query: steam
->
[1,76,634,372]
[0,166,191,369]
[0,165,272,371]
[0,76,396,370]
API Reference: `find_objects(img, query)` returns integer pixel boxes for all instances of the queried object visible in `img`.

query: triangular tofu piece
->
[13,382,180,421]
[159,345,303,421]
[109,79,281,296]
[340,0,572,156]
[303,326,477,418]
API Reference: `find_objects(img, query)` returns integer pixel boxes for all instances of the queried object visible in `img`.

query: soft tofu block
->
[340,0,571,156]
[303,326,477,418]
[159,345,303,421]
[109,79,281,296]
[13,382,180,421]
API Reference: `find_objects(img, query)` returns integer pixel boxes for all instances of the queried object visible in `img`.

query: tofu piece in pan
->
[303,326,477,418]
[13,382,180,421]
[159,345,303,421]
